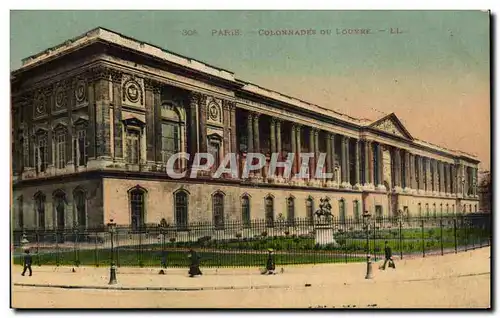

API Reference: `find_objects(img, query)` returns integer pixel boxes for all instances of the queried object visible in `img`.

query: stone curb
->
[13,283,293,292]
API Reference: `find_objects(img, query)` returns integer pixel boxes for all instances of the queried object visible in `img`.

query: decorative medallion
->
[75,80,86,103]
[34,92,46,115]
[208,103,219,121]
[122,77,143,105]
[55,85,66,109]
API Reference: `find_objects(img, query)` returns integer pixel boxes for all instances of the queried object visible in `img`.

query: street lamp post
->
[107,219,117,285]
[363,211,373,279]
[158,219,168,274]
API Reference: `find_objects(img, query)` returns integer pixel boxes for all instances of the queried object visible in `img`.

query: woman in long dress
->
[188,249,202,277]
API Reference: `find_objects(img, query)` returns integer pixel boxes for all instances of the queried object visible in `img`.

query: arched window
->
[241,195,251,228]
[212,191,225,230]
[74,188,87,228]
[425,203,430,217]
[129,186,146,231]
[440,204,443,216]
[418,203,422,217]
[339,199,346,224]
[446,204,449,215]
[474,205,477,213]
[174,190,189,230]
[433,203,437,218]
[34,192,45,230]
[353,200,360,222]
[287,196,295,225]
[265,195,274,227]
[306,197,314,225]
[452,204,455,215]
[53,190,66,231]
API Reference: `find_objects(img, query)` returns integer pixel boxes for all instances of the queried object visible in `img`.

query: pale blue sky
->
[9,10,490,168]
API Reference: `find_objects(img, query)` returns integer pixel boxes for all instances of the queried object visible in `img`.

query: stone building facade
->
[11,28,480,231]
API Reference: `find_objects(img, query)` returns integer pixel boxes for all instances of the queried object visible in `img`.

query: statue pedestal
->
[314,223,338,246]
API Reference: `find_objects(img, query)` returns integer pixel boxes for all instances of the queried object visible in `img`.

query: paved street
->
[11,247,491,308]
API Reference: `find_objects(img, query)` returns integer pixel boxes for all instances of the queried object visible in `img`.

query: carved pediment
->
[369,113,413,140]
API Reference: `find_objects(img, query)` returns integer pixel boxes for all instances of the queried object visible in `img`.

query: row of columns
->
[243,111,478,197]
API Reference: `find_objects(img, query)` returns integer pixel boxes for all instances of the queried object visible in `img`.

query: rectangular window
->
[339,200,346,224]
[375,205,383,221]
[56,131,66,169]
[208,140,221,172]
[36,135,48,173]
[353,201,360,222]
[77,129,88,166]
[161,122,179,163]
[126,130,140,164]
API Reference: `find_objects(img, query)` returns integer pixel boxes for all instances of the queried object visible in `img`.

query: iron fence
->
[12,213,491,269]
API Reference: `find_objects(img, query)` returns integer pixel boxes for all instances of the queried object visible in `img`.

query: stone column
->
[440,161,445,194]
[331,133,337,184]
[230,103,237,155]
[433,160,440,194]
[444,163,449,195]
[326,133,333,180]
[270,119,276,154]
[410,153,416,190]
[376,143,384,190]
[276,120,282,156]
[363,140,372,188]
[275,119,282,178]
[269,118,276,182]
[340,136,347,186]
[474,167,478,197]
[404,150,411,191]
[394,148,401,190]
[425,158,431,193]
[420,156,425,191]
[222,102,230,161]
[309,128,315,179]
[414,155,418,190]
[314,129,320,178]
[295,125,302,181]
[346,137,351,186]
[253,114,260,154]
[188,93,199,162]
[291,124,297,175]
[457,164,464,197]
[199,95,208,154]
[247,113,254,153]
[354,139,361,189]
[450,164,456,195]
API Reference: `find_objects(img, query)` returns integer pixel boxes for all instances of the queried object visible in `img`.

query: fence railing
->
[11,214,491,268]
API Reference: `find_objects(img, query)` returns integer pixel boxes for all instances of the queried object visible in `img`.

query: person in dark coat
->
[262,249,276,275]
[188,249,202,277]
[21,249,32,276]
[379,241,396,270]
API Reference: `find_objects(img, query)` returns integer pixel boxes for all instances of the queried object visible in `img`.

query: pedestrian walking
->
[188,248,202,277]
[379,241,396,270]
[261,248,276,275]
[21,249,32,276]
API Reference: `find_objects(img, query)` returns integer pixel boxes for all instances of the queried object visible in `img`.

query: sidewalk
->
[12,247,490,291]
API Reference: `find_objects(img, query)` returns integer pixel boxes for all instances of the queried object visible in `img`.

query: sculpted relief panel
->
[373,119,405,138]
